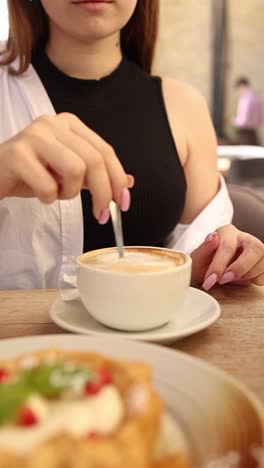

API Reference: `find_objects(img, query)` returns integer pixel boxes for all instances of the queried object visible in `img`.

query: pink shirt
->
[234,89,263,129]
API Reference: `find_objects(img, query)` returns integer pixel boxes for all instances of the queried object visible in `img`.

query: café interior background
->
[1,0,264,142]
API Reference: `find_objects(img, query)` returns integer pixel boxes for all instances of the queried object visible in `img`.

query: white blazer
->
[0,62,233,289]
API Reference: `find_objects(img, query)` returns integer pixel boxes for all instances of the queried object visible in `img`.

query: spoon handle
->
[109,201,125,259]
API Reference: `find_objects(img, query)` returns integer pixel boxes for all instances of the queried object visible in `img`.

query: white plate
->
[0,334,263,467]
[50,287,221,344]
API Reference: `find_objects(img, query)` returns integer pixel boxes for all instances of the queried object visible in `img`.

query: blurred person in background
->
[233,77,263,145]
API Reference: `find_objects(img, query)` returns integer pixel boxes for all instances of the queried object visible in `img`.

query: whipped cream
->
[0,386,124,454]
[154,413,188,461]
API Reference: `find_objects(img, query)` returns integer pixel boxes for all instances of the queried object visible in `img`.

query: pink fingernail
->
[219,271,235,285]
[202,273,218,291]
[204,232,217,245]
[127,174,135,189]
[120,188,131,212]
[98,208,110,225]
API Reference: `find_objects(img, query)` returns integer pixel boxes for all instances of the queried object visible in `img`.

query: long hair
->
[1,0,159,75]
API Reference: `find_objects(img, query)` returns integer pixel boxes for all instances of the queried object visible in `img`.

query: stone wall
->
[153,0,212,104]
[154,0,264,144]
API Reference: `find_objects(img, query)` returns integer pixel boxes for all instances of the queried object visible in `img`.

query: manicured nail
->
[127,174,135,189]
[204,232,217,245]
[219,271,235,285]
[202,273,218,291]
[120,188,131,212]
[98,208,110,225]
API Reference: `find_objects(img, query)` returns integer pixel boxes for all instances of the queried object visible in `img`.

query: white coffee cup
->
[77,246,192,331]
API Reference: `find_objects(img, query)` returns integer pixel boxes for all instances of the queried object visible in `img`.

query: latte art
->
[78,246,191,331]
[82,249,186,273]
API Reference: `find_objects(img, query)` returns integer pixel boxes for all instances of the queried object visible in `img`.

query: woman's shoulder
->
[161,77,210,118]
[160,77,215,145]
[157,77,217,168]
[0,41,6,53]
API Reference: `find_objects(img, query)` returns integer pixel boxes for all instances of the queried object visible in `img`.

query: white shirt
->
[0,62,233,289]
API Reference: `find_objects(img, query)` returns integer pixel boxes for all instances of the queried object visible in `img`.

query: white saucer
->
[50,287,221,344]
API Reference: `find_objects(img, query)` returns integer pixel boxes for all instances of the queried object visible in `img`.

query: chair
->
[227,159,264,192]
[228,184,264,242]
[218,145,264,194]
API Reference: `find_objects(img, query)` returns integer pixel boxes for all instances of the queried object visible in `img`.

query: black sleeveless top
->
[32,51,186,252]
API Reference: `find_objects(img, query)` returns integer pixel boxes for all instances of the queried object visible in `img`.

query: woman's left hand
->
[191,225,264,290]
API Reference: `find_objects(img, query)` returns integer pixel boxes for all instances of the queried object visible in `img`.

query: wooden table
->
[0,286,264,402]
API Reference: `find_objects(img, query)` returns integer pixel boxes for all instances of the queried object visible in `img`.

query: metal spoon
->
[109,201,125,259]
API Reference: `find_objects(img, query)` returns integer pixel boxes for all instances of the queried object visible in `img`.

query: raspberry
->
[17,407,38,427]
[98,368,112,386]
[84,381,102,396]
[87,431,98,440]
[0,369,10,383]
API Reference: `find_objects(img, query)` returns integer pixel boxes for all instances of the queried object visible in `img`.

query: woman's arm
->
[162,78,264,288]
[162,78,219,223]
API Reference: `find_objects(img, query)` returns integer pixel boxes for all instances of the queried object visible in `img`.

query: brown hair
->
[1,0,159,75]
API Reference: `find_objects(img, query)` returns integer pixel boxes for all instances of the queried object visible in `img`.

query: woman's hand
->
[191,225,264,289]
[0,113,134,224]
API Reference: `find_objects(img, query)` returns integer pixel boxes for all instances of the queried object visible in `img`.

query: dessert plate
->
[0,334,263,467]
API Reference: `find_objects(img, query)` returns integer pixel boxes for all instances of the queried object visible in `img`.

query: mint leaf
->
[0,362,94,425]
[0,378,30,424]
[25,363,93,397]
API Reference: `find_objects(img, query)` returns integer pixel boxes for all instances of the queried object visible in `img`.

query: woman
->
[0,0,263,290]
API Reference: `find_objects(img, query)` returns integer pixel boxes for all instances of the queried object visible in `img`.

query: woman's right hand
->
[0,113,133,223]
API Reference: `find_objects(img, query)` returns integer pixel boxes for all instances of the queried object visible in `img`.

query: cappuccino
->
[77,246,191,331]
[81,247,186,273]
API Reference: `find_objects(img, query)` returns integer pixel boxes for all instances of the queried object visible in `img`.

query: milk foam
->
[85,250,184,272]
